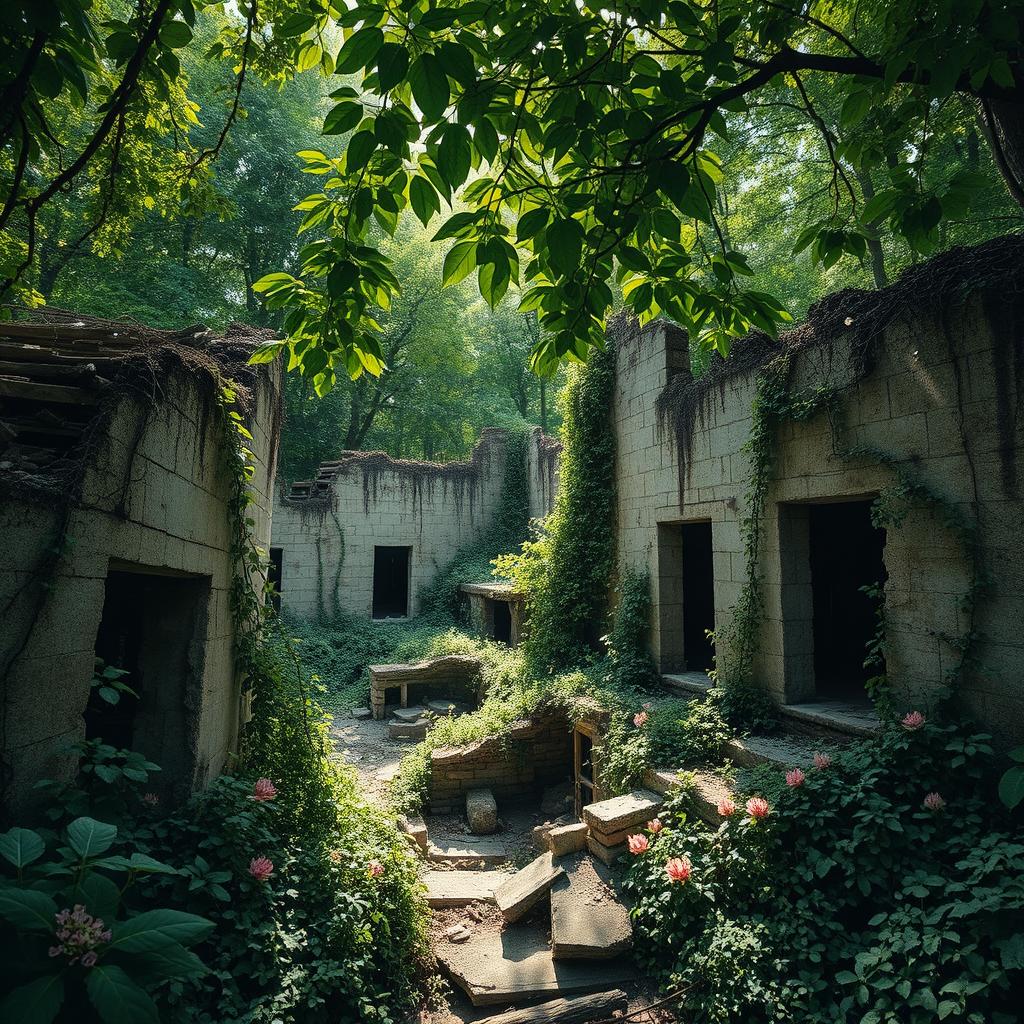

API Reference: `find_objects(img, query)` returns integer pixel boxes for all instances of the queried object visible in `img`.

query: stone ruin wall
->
[1,365,280,816]
[272,426,559,620]
[612,243,1024,746]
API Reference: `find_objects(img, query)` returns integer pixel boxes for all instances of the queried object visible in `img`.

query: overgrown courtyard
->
[2,1,1024,1022]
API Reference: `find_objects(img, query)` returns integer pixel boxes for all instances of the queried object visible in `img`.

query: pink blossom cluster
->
[368,859,385,878]
[813,752,831,770]
[627,833,649,854]
[251,778,278,802]
[665,856,692,883]
[901,711,926,731]
[746,796,770,820]
[249,857,274,882]
[48,905,111,967]
[785,768,806,788]
[633,710,649,728]
[717,796,736,817]
[923,792,946,812]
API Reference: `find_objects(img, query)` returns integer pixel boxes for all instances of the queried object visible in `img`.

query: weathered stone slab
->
[467,788,498,834]
[426,698,467,716]
[435,925,637,1006]
[642,766,684,796]
[547,823,588,857]
[686,770,734,826]
[582,790,662,835]
[495,851,564,922]
[397,813,428,852]
[586,835,626,865]
[351,707,372,720]
[723,733,821,769]
[428,836,511,866]
[392,705,427,723]
[424,870,506,907]
[389,719,427,740]
[550,869,632,960]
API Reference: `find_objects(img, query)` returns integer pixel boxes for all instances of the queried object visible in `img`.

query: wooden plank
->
[474,989,628,1024]
[0,321,139,343]
[0,377,97,405]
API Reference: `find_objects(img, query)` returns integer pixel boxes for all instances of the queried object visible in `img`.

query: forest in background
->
[9,4,1022,484]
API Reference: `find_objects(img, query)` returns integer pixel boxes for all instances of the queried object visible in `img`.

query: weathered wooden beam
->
[473,989,629,1024]
[0,376,98,405]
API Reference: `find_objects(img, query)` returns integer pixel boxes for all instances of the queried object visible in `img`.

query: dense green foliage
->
[624,719,1024,1023]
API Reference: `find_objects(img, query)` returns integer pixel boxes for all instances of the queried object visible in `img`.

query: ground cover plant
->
[622,716,1024,1023]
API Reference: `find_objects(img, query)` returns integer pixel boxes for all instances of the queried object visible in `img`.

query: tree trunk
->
[853,169,888,289]
[978,93,1024,209]
[540,378,548,434]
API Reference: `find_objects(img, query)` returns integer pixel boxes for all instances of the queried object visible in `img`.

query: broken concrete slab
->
[435,924,637,1006]
[467,788,498,835]
[392,705,427,723]
[388,719,427,740]
[350,707,372,720]
[423,869,506,907]
[428,835,511,866]
[495,851,564,923]
[582,790,662,836]
[397,813,428,853]
[547,822,588,857]
[550,861,632,960]
[586,835,627,866]
[425,697,468,716]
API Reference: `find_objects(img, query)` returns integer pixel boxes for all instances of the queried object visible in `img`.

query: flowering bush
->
[624,720,1024,1023]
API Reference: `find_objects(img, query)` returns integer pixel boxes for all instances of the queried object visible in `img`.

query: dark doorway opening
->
[268,547,283,613]
[809,501,886,698]
[372,546,411,619]
[492,600,512,645]
[88,567,210,791]
[681,521,715,671]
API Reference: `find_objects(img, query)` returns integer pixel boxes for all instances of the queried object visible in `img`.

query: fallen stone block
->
[582,790,662,836]
[445,923,472,943]
[428,835,510,866]
[467,788,498,835]
[586,835,626,866]
[351,707,372,721]
[547,822,588,857]
[389,719,427,740]
[495,851,564,923]
[397,813,428,853]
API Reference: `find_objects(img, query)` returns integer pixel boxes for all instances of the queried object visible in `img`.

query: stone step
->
[423,869,507,907]
[686,770,734,826]
[467,788,498,835]
[495,851,564,923]
[435,924,637,1007]
[550,857,631,960]
[661,671,714,697]
[425,697,469,716]
[428,835,511,866]
[397,813,428,853]
[585,835,626,866]
[388,719,428,740]
[724,731,830,770]
[547,822,588,857]
[780,700,880,741]
[582,789,662,837]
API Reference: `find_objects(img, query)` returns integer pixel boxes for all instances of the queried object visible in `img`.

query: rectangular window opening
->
[808,501,887,699]
[268,547,283,614]
[87,567,211,792]
[680,521,716,672]
[372,546,411,619]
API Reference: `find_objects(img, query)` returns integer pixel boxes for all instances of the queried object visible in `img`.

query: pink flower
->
[627,834,649,855]
[633,710,649,728]
[785,768,806,788]
[647,819,663,833]
[642,702,652,711]
[252,778,278,802]
[368,859,385,878]
[717,797,737,817]
[923,792,946,812]
[142,792,160,806]
[49,905,109,965]
[901,711,925,731]
[665,856,692,883]
[746,796,770,820]
[249,857,274,882]
[813,752,831,770]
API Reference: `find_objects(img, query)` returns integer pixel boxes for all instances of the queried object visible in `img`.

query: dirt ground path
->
[328,712,412,802]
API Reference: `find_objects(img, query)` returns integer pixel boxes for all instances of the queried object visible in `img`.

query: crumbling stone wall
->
[272,426,559,620]
[428,711,573,814]
[611,238,1024,745]
[1,360,280,817]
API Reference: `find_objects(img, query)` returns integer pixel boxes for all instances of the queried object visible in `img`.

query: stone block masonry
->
[611,236,1024,747]
[272,426,560,621]
[428,711,574,814]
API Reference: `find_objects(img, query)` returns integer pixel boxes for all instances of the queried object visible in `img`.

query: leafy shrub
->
[623,718,1024,1023]
[0,815,212,1024]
